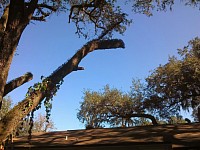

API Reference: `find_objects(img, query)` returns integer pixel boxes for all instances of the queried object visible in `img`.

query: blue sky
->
[7,2,200,130]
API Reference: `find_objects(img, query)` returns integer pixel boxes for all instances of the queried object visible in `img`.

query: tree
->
[0,0,127,144]
[0,0,199,144]
[16,113,56,136]
[33,113,56,133]
[77,83,157,128]
[0,97,12,120]
[144,37,200,120]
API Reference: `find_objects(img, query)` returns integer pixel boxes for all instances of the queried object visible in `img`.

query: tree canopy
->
[77,82,157,128]
[144,37,200,120]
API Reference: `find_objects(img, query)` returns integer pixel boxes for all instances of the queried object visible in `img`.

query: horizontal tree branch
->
[108,114,158,125]
[31,16,47,21]
[73,66,84,71]
[0,38,125,143]
[49,39,125,84]
[128,114,158,125]
[3,72,33,97]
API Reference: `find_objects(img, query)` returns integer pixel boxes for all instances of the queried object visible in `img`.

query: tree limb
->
[31,3,56,22]
[31,15,48,21]
[108,114,158,125]
[6,0,25,30]
[0,38,125,143]
[128,114,158,125]
[3,72,33,97]
[49,39,125,84]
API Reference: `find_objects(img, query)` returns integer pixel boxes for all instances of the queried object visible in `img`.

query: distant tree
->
[16,113,56,136]
[78,82,157,128]
[0,96,12,120]
[33,113,56,133]
[144,37,200,121]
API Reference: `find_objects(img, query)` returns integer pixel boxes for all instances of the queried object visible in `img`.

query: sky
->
[7,2,200,130]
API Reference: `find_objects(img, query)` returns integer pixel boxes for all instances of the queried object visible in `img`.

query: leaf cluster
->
[131,0,200,16]
[77,82,148,128]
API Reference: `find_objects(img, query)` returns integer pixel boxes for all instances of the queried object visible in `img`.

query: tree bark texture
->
[0,39,124,143]
[0,0,38,109]
[3,72,33,97]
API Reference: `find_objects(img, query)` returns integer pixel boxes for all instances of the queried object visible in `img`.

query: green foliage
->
[25,77,64,123]
[144,37,200,119]
[131,0,200,16]
[77,81,149,128]
[78,37,200,126]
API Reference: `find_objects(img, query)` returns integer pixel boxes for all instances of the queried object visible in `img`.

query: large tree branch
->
[3,72,33,97]
[49,39,125,84]
[0,0,34,111]
[6,0,25,30]
[105,104,158,126]
[0,38,125,143]
[31,3,57,22]
[108,114,158,125]
[127,114,158,125]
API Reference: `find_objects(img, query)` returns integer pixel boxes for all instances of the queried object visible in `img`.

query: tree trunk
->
[0,0,38,108]
[0,39,124,143]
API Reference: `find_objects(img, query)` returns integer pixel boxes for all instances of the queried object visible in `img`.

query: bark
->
[0,38,124,143]
[109,114,158,126]
[0,0,38,109]
[3,72,33,97]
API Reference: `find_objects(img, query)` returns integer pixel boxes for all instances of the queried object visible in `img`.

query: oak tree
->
[144,37,200,120]
[77,83,157,128]
[0,0,127,144]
